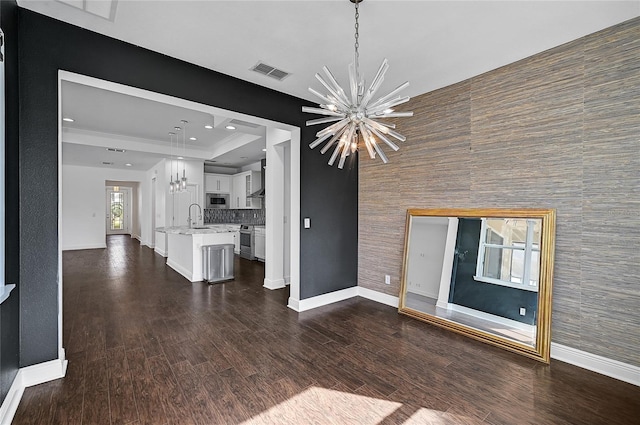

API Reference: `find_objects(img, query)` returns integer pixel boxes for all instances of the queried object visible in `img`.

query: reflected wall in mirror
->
[399,208,556,363]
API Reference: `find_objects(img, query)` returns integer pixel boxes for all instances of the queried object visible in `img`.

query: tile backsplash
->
[204,208,265,225]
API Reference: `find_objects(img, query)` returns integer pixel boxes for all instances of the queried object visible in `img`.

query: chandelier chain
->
[354,0,360,75]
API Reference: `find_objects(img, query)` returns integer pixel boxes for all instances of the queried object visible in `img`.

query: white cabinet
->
[226,224,241,254]
[204,173,231,194]
[254,226,265,261]
[230,171,261,209]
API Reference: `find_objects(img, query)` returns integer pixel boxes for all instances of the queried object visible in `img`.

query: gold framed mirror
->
[399,208,556,363]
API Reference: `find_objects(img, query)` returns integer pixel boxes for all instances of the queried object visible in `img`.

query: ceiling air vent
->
[102,161,114,165]
[106,148,126,153]
[250,62,291,81]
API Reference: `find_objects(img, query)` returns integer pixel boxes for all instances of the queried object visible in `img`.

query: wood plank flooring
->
[13,235,640,424]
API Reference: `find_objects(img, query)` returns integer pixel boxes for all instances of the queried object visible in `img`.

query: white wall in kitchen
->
[61,164,146,250]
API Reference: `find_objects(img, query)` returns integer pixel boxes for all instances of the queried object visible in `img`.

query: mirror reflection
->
[399,209,555,362]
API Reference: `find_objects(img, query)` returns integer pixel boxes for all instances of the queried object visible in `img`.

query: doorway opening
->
[58,71,301,362]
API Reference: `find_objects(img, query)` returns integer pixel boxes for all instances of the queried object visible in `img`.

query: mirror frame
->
[399,208,556,363]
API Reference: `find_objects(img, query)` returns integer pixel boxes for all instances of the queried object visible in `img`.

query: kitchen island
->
[156,226,236,282]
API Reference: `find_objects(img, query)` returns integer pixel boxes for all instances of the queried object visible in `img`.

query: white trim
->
[263,278,285,290]
[551,343,640,387]
[287,287,400,313]
[62,243,107,251]
[154,247,167,257]
[0,371,24,425]
[0,284,15,305]
[166,258,194,282]
[289,287,359,312]
[287,297,300,311]
[0,357,68,425]
[448,303,535,333]
[357,287,399,308]
[473,274,539,293]
[20,358,68,388]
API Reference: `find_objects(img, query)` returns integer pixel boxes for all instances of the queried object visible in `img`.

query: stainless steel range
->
[239,224,255,260]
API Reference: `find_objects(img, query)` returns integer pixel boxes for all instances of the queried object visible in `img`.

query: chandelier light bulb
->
[302,0,413,169]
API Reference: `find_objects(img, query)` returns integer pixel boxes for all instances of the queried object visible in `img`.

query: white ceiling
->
[61,80,268,171]
[24,0,640,171]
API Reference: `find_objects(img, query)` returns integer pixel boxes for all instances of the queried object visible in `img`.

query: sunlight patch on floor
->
[241,386,401,424]
[239,386,477,425]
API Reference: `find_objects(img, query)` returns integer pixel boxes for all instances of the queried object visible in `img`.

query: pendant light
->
[180,120,188,191]
[173,126,181,191]
[303,0,413,169]
[168,131,176,194]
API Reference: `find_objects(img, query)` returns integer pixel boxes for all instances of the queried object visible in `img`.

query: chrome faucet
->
[187,203,202,228]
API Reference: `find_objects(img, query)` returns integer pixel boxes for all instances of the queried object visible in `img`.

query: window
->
[0,28,14,304]
[110,191,124,231]
[474,218,541,292]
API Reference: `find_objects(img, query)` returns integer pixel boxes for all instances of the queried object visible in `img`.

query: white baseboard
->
[0,357,68,424]
[154,247,167,257]
[0,371,24,425]
[62,243,107,251]
[20,358,68,388]
[287,297,299,311]
[264,278,286,290]
[449,303,535,333]
[166,259,195,282]
[289,287,359,312]
[357,287,399,308]
[551,343,640,387]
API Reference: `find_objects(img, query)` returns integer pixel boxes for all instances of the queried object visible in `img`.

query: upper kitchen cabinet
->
[205,173,231,194]
[231,170,261,209]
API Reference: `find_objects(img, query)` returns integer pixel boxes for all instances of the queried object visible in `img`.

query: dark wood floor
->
[13,235,640,424]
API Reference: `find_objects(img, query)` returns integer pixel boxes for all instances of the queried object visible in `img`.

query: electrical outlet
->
[519,307,526,316]
[385,275,391,285]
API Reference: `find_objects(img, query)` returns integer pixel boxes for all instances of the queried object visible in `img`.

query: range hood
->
[248,158,266,198]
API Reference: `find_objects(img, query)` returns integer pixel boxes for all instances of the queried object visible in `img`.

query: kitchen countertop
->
[155,225,238,235]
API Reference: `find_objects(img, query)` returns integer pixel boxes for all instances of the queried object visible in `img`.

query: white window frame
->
[474,218,539,293]
[0,28,15,304]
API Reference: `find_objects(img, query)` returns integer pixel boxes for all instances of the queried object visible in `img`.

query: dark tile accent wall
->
[358,17,640,366]
[204,208,265,225]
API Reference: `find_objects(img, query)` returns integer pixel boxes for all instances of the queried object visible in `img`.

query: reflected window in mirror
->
[399,209,555,363]
[475,218,541,292]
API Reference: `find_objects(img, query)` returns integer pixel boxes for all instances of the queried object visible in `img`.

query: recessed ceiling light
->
[189,137,197,141]
[225,125,236,130]
[63,117,74,122]
[262,148,267,152]
[204,125,213,130]
[177,156,184,160]
[125,163,132,167]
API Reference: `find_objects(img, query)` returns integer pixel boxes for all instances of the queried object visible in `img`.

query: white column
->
[436,217,459,309]
[263,127,288,290]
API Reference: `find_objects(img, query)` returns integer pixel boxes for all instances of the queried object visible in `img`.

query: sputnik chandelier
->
[303,0,413,169]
